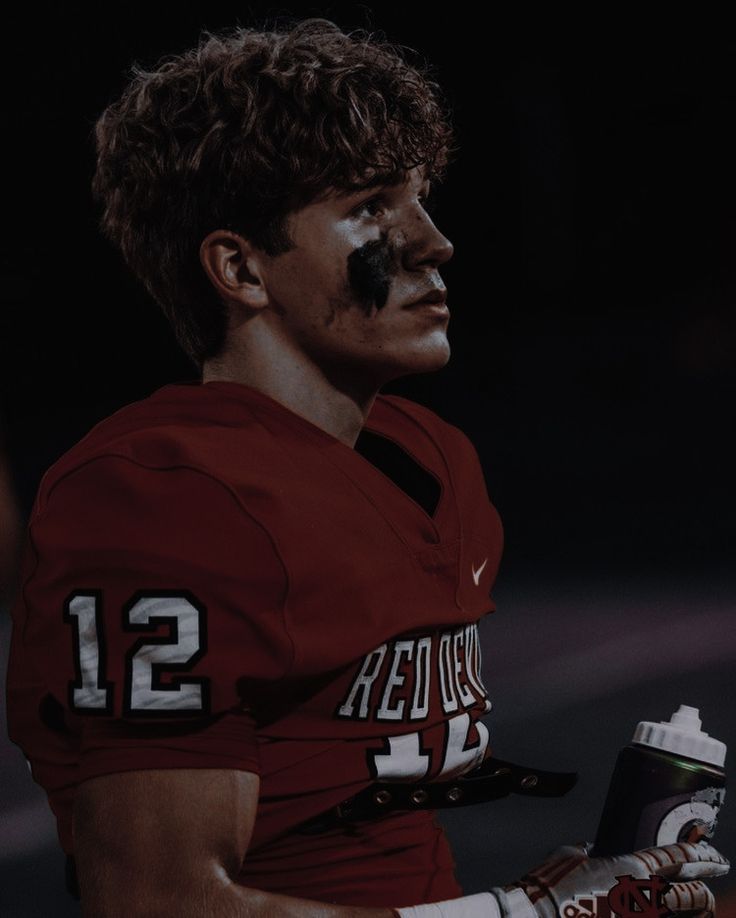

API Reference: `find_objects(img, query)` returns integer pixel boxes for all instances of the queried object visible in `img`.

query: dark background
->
[1,5,735,915]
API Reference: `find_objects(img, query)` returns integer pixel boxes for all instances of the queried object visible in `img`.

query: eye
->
[352,194,386,218]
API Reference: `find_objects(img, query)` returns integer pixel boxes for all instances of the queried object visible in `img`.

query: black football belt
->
[297,755,578,834]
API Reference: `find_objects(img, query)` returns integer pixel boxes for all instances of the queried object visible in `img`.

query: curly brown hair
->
[92,17,457,367]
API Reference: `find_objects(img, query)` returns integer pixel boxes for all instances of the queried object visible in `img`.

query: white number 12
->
[64,591,209,716]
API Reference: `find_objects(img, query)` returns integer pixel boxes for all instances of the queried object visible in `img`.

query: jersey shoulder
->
[35,383,247,511]
[19,385,293,720]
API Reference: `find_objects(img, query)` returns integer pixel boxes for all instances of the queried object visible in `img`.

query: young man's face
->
[258,164,454,389]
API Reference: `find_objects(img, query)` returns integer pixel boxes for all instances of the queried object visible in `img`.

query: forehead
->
[324,163,432,202]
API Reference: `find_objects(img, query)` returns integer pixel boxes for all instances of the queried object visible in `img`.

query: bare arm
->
[73,768,397,918]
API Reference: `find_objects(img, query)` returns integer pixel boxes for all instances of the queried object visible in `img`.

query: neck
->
[202,331,378,448]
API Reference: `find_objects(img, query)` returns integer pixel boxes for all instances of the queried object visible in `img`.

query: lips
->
[404,289,447,308]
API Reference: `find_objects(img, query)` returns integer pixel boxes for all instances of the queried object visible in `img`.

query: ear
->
[199,230,269,311]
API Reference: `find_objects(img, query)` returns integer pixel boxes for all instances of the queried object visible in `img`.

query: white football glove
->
[490,840,729,917]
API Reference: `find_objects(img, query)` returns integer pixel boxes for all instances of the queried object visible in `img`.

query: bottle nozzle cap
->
[632,704,726,768]
[668,705,702,730]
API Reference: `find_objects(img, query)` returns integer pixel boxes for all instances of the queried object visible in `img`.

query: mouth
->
[407,300,450,320]
[404,289,449,319]
[405,288,447,307]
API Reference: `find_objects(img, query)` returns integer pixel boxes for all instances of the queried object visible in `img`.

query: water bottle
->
[592,705,726,856]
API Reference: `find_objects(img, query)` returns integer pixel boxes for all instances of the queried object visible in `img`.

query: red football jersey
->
[6,380,504,907]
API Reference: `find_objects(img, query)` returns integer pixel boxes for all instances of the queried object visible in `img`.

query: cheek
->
[268,249,339,320]
[346,232,398,312]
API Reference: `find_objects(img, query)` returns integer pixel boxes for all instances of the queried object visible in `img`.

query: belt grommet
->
[446,786,463,802]
[521,774,538,789]
[410,789,429,805]
[374,789,392,805]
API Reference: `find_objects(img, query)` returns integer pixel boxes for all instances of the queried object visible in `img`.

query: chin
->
[389,337,451,379]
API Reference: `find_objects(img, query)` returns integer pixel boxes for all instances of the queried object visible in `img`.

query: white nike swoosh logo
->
[472,558,488,586]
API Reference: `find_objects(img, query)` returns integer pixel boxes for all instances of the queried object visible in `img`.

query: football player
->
[6,17,728,917]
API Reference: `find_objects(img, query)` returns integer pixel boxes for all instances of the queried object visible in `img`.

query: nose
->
[400,206,454,270]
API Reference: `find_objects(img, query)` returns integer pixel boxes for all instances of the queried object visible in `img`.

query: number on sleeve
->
[64,591,113,713]
[64,590,209,716]
[123,592,209,716]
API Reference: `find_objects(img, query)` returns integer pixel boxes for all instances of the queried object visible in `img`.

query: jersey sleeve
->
[9,454,292,789]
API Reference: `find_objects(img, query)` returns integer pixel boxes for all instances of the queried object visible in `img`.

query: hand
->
[492,841,729,917]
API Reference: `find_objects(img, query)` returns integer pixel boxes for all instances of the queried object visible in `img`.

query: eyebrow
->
[341,173,432,199]
[337,178,398,198]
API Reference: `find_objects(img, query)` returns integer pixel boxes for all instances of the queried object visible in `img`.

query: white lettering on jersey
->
[438,631,459,714]
[126,595,205,712]
[64,590,208,716]
[337,623,489,723]
[377,641,414,720]
[409,636,431,721]
[453,629,476,707]
[65,593,110,710]
[371,731,431,780]
[441,712,489,778]
[369,712,490,782]
[464,624,483,697]
[337,644,387,718]
[348,624,493,782]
